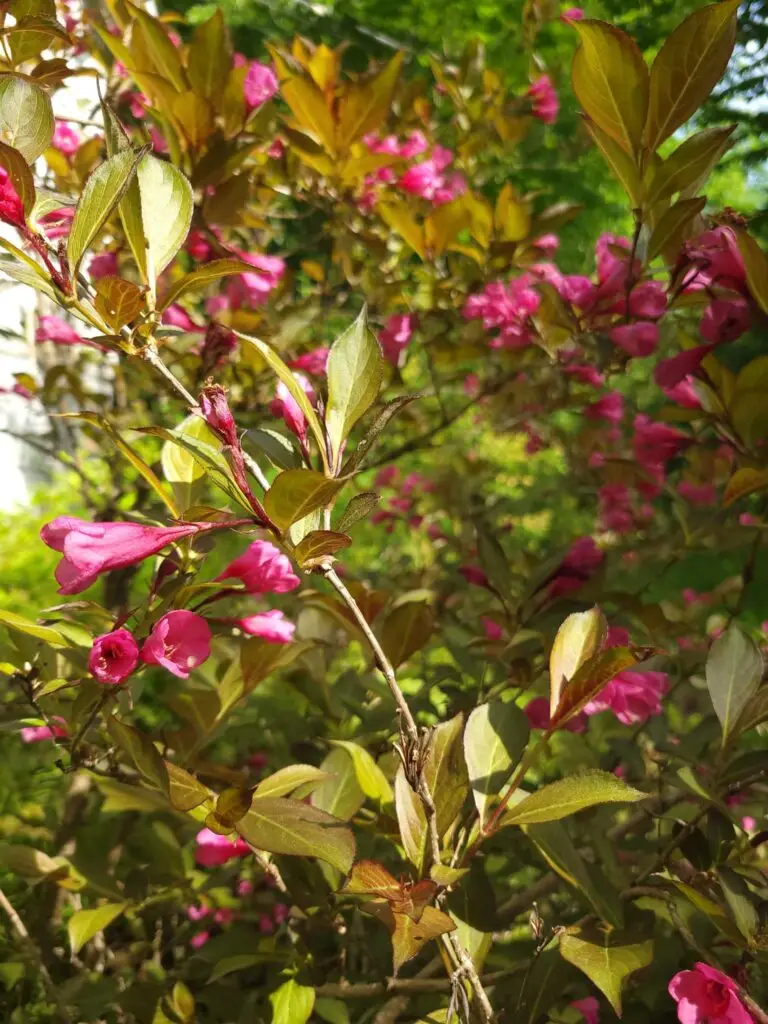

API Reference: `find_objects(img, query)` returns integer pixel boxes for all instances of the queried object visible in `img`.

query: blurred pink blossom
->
[527,74,559,123]
[237,610,295,643]
[243,62,278,111]
[195,827,250,867]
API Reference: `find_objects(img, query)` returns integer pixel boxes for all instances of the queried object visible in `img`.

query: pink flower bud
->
[190,930,210,949]
[289,347,329,376]
[217,541,300,594]
[140,610,211,679]
[0,167,25,226]
[700,298,750,343]
[52,121,82,156]
[236,609,295,644]
[200,384,238,448]
[88,628,139,685]
[35,315,85,347]
[527,75,559,124]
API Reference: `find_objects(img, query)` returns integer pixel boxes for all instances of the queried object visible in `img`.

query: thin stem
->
[316,964,525,998]
[141,344,198,408]
[0,885,72,1022]
[241,448,270,492]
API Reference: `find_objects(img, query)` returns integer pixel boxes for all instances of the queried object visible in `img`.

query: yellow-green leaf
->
[68,902,128,955]
[735,229,768,317]
[549,608,607,717]
[236,796,355,873]
[723,467,768,507]
[165,761,210,812]
[571,20,649,156]
[582,120,643,207]
[464,700,529,824]
[265,469,344,533]
[255,764,332,799]
[330,740,393,807]
[0,75,54,162]
[161,414,218,485]
[131,7,188,93]
[501,770,646,827]
[494,182,531,242]
[269,47,336,154]
[186,9,231,100]
[646,196,706,262]
[135,154,193,286]
[312,747,366,821]
[646,125,735,205]
[645,0,740,152]
[293,530,351,569]
[559,926,653,1016]
[93,276,146,330]
[336,52,404,151]
[269,979,315,1024]
[0,609,68,648]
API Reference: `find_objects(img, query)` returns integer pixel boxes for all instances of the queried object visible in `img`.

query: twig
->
[241,448,270,492]
[0,885,71,1022]
[140,343,198,408]
[245,844,288,894]
[316,964,525,998]
[321,565,494,1022]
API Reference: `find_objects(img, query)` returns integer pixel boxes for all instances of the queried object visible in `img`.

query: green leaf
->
[255,764,332,799]
[380,599,434,669]
[161,414,218,485]
[571,20,649,157]
[549,608,607,718]
[315,997,350,1024]
[394,765,427,871]
[187,10,231,100]
[236,797,356,873]
[0,256,59,301]
[0,843,61,878]
[336,52,404,151]
[235,333,328,468]
[330,740,393,807]
[723,467,768,508]
[165,762,210,812]
[735,229,768,317]
[325,307,384,471]
[705,625,763,740]
[131,7,188,92]
[264,469,344,533]
[464,700,529,824]
[91,776,170,814]
[646,196,706,262]
[733,686,768,736]
[718,867,759,942]
[423,713,468,836]
[646,126,736,205]
[68,902,128,955]
[135,154,193,287]
[0,609,68,648]
[559,925,653,1016]
[240,637,307,694]
[501,770,646,827]
[247,428,302,471]
[67,149,144,279]
[106,717,170,797]
[0,75,54,161]
[157,259,254,311]
[311,748,366,822]
[269,978,315,1024]
[335,492,379,532]
[645,0,740,152]
[207,955,266,982]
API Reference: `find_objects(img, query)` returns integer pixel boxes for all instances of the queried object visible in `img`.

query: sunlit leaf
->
[187,9,231,100]
[464,700,529,824]
[0,75,54,161]
[236,797,355,873]
[331,740,393,807]
[549,608,607,717]
[265,470,344,533]
[269,978,315,1024]
[501,770,646,827]
[311,747,366,822]
[559,925,653,1016]
[68,902,128,955]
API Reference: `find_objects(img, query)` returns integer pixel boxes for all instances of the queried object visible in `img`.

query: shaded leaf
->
[705,625,763,739]
[583,119,643,206]
[311,747,366,822]
[647,126,736,205]
[501,770,646,827]
[549,608,607,717]
[248,428,302,471]
[293,530,351,569]
[0,140,34,215]
[165,762,210,812]
[93,276,145,330]
[236,797,355,873]
[646,196,706,262]
[394,765,426,871]
[107,717,170,796]
[366,901,455,973]
[736,229,768,317]
[187,10,230,100]
[723,467,768,507]
[131,7,188,92]
[423,713,468,836]
[335,492,379,533]
[380,600,434,669]
[336,52,404,151]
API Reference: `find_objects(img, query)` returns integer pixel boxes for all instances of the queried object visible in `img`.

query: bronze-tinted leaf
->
[293,530,351,569]
[380,599,434,669]
[551,647,640,726]
[165,762,210,812]
[93,276,146,330]
[265,470,345,533]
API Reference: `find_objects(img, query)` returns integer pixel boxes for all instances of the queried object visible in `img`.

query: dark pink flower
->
[270,375,315,444]
[599,483,635,534]
[88,252,119,279]
[0,166,25,226]
[584,669,668,725]
[259,914,275,934]
[584,391,624,424]
[20,717,68,743]
[558,274,596,308]
[187,904,210,922]
[162,304,203,333]
[217,540,300,594]
[200,384,238,448]
[289,348,329,376]
[459,565,489,588]
[482,617,503,641]
[237,609,295,643]
[626,280,667,319]
[140,610,211,679]
[655,346,711,389]
[214,908,235,925]
[375,466,399,488]
[88,628,139,685]
[41,517,209,595]
[684,227,746,293]
[700,299,750,343]
[571,997,599,1024]
[190,931,210,949]
[52,122,82,156]
[35,315,85,347]
[679,481,717,506]
[664,378,701,409]
[463,277,540,349]
[243,61,278,112]
[527,74,559,124]
[227,251,285,308]
[186,230,213,262]
[610,321,659,358]
[669,963,752,1024]
[237,879,254,896]
[380,313,416,367]
[633,414,691,469]
[39,206,74,240]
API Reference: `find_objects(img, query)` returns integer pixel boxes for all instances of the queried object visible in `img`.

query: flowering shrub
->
[1,1,768,1023]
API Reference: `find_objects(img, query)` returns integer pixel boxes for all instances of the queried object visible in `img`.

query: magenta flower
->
[52,121,82,156]
[610,321,659,358]
[459,565,489,588]
[481,617,503,641]
[41,517,209,595]
[626,280,667,319]
[664,378,701,410]
[561,6,585,20]
[527,74,559,124]
[584,391,624,424]
[195,827,250,867]
[228,251,285,309]
[270,374,315,444]
[684,227,746,293]
[525,696,586,733]
[633,414,691,469]
[669,963,752,1024]
[186,229,213,262]
[39,206,74,240]
[20,717,68,744]
[700,299,750,343]
[243,61,278,111]
[162,304,203,333]
[190,931,210,949]
[140,610,211,679]
[237,879,254,896]
[289,347,330,376]
[464,277,540,349]
[35,315,86,347]
[88,251,119,279]
[0,166,25,227]
[571,996,599,1024]
[186,904,210,922]
[655,345,711,389]
[380,313,416,367]
[584,670,668,725]
[237,609,295,643]
[88,628,139,685]
[217,540,300,594]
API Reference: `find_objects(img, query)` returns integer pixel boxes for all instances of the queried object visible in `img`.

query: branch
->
[0,885,71,1022]
[316,964,526,999]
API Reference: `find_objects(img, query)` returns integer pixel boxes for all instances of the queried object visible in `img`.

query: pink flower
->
[39,206,74,240]
[52,122,82,156]
[559,275,596,308]
[41,517,209,595]
[525,696,586,733]
[679,481,717,505]
[243,61,278,111]
[585,670,668,725]
[399,148,466,206]
[20,717,68,744]
[633,414,691,469]
[463,277,540,348]
[561,6,585,20]
[186,905,210,922]
[669,963,752,1024]
[217,540,300,594]
[35,315,85,347]
[482,617,503,641]
[227,252,285,309]
[527,75,559,124]
[186,230,213,262]
[380,313,416,367]
[664,378,701,409]
[459,565,489,588]
[400,130,428,158]
[0,166,25,226]
[270,375,315,444]
[610,321,659,358]
[273,903,290,924]
[88,252,119,279]
[375,466,399,488]
[584,391,623,424]
[626,281,667,319]
[571,997,599,1024]
[684,227,746,293]
[190,931,210,949]
[162,304,203,333]
[237,609,295,643]
[599,484,635,534]
[700,299,750,343]
[290,348,329,376]
[200,384,238,447]
[533,233,560,256]
[88,628,139,685]
[140,610,211,679]
[595,233,633,286]
[655,346,711,389]
[214,908,235,925]
[740,513,760,527]
[259,914,275,934]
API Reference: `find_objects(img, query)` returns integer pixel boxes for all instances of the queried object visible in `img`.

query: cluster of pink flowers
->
[371,466,433,533]
[359,134,466,210]
[51,121,82,157]
[463,275,542,349]
[527,75,559,124]
[88,611,211,684]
